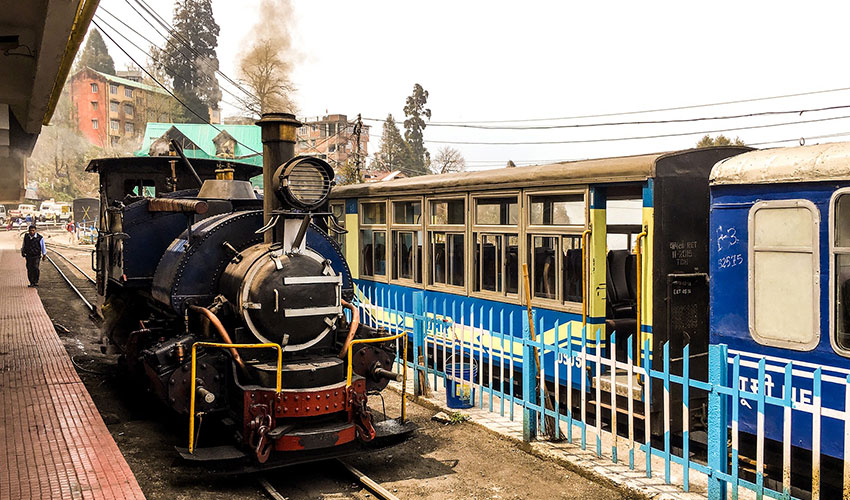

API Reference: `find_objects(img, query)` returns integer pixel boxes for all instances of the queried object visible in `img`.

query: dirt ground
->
[36,232,625,500]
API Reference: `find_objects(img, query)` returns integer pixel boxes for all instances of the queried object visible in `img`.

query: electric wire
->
[97,12,345,160]
[363,103,850,131]
[94,19,263,156]
[128,0,260,102]
[94,12,256,112]
[414,86,850,124]
[411,113,850,146]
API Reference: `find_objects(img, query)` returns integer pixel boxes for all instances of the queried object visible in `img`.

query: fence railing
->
[353,286,850,500]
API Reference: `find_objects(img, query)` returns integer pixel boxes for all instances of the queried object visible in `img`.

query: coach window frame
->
[390,197,424,287]
[471,191,522,303]
[359,199,388,282]
[747,198,820,351]
[525,187,587,313]
[829,188,850,357]
[425,195,468,293]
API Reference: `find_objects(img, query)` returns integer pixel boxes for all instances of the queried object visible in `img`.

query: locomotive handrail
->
[345,331,409,421]
[188,342,283,454]
[581,228,592,326]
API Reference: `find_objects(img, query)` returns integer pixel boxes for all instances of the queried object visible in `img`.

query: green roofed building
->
[137,122,263,187]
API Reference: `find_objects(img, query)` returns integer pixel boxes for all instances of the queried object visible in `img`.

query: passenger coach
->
[710,142,850,460]
[332,146,750,430]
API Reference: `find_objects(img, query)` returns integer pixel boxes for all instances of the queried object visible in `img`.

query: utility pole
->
[354,113,363,182]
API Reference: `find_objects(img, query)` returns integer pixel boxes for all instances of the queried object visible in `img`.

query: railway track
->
[44,244,98,313]
[259,459,400,500]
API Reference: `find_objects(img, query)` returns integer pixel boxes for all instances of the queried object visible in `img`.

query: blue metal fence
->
[354,287,850,500]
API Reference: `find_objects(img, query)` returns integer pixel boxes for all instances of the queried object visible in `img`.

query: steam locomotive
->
[88,113,411,466]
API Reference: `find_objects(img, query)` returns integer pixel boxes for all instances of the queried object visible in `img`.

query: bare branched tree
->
[430,146,466,174]
[238,39,296,116]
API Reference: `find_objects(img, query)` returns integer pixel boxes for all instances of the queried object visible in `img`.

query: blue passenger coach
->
[710,142,850,459]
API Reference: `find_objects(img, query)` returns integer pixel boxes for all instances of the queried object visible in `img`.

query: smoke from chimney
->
[238,0,299,116]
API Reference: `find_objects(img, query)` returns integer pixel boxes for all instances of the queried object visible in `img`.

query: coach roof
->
[331,152,664,198]
[710,141,850,186]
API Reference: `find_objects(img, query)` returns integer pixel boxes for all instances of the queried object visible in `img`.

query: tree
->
[372,114,409,172]
[696,134,746,147]
[335,157,363,186]
[431,146,466,174]
[76,29,115,74]
[158,0,222,123]
[402,83,431,176]
[238,39,296,116]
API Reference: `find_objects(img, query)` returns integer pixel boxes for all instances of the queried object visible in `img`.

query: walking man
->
[21,224,46,287]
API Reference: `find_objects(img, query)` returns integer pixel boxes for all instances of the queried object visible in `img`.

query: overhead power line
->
[363,103,850,131]
[126,0,259,102]
[413,86,850,124]
[412,114,850,146]
[94,12,255,111]
[94,20,263,156]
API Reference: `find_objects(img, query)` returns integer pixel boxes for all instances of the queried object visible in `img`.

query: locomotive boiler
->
[90,113,411,466]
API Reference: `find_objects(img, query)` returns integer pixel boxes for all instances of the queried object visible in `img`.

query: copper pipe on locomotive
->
[188,305,246,370]
[338,299,360,358]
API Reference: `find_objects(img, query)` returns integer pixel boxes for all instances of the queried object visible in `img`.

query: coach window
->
[527,192,586,306]
[329,201,345,254]
[391,199,423,284]
[749,200,819,350]
[360,201,387,279]
[428,198,466,289]
[472,195,519,298]
[832,192,850,354]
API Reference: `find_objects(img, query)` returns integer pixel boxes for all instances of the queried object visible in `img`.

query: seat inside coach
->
[606,249,637,334]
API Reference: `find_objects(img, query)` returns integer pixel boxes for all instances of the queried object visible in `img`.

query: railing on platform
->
[354,285,850,500]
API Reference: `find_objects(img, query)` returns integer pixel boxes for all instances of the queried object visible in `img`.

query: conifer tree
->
[372,114,409,172]
[158,0,222,123]
[76,29,115,74]
[402,84,431,176]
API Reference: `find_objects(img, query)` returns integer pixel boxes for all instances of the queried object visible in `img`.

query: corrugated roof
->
[90,69,168,95]
[710,141,850,185]
[136,122,262,167]
[331,152,662,198]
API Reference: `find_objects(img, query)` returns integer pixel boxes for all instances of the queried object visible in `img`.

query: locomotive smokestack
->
[257,112,301,243]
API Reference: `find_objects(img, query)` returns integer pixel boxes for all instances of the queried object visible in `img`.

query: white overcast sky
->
[93,0,850,169]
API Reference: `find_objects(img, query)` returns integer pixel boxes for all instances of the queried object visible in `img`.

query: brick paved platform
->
[0,232,145,499]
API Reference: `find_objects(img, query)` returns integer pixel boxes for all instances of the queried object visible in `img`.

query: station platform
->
[0,233,145,499]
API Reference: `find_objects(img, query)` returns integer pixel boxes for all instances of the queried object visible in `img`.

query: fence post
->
[707,343,729,500]
[523,309,538,442]
[413,291,425,396]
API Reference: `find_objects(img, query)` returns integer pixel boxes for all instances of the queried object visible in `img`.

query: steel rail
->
[338,459,400,500]
[47,246,96,284]
[44,254,96,312]
[258,477,287,500]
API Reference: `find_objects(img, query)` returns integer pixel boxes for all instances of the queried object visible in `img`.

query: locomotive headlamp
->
[275,156,334,210]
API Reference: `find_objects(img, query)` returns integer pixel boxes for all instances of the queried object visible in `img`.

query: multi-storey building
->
[69,67,174,147]
[296,114,369,168]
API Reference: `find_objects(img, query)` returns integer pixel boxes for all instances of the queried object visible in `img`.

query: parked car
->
[38,199,58,222]
[14,204,36,221]
[0,205,6,224]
